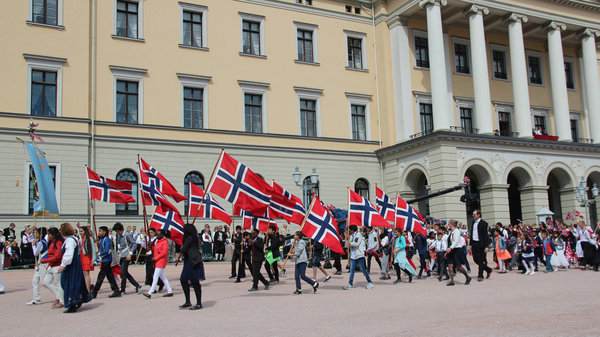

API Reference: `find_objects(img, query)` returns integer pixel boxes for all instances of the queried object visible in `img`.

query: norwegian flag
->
[242,210,272,232]
[573,210,582,219]
[271,182,306,225]
[301,195,344,254]
[188,183,232,225]
[566,212,573,220]
[207,151,273,215]
[139,157,186,202]
[375,186,396,222]
[86,167,135,204]
[139,169,179,214]
[150,206,184,245]
[395,195,426,236]
[349,190,392,228]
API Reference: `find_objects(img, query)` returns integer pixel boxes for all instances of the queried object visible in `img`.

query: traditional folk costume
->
[60,236,92,313]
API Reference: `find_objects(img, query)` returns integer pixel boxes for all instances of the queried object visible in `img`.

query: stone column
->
[427,145,464,221]
[388,16,414,142]
[544,21,571,141]
[520,185,549,224]
[504,13,532,138]
[420,0,450,132]
[466,5,493,135]
[479,184,510,225]
[578,28,600,143]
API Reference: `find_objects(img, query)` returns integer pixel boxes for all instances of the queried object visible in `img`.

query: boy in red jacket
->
[143,229,173,298]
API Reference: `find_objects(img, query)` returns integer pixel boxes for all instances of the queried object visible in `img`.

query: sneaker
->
[324,275,331,282]
[281,269,287,277]
[228,275,236,279]
[543,270,549,273]
[343,284,354,290]
[26,300,42,305]
[142,293,151,299]
[270,281,279,286]
[393,279,402,284]
[136,285,143,294]
[293,290,302,295]
[248,287,259,292]
[365,282,374,289]
[264,283,270,291]
[120,291,127,296]
[530,271,535,276]
[109,291,121,298]
[234,280,241,283]
[313,281,319,293]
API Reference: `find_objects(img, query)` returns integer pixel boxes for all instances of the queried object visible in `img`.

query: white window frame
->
[414,92,433,134]
[23,162,61,215]
[490,43,510,81]
[452,37,471,76]
[24,54,66,117]
[113,0,144,40]
[27,0,64,29]
[454,97,476,130]
[494,103,515,134]
[569,111,582,141]
[531,107,551,134]
[110,65,146,124]
[178,73,211,129]
[346,92,372,140]
[294,87,322,137]
[239,12,266,57]
[239,80,269,133]
[294,21,319,64]
[344,30,367,71]
[411,29,429,70]
[564,56,576,91]
[526,50,544,86]
[179,3,208,50]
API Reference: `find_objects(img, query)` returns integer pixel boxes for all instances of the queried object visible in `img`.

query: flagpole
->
[192,149,224,225]
[281,194,316,271]
[346,187,350,269]
[137,154,151,258]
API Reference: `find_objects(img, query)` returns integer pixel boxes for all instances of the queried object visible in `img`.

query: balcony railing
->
[409,129,434,139]
[576,138,594,144]
[494,130,519,138]
[450,126,479,134]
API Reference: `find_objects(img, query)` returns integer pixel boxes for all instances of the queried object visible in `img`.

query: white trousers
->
[44,266,64,304]
[32,263,49,301]
[148,268,172,295]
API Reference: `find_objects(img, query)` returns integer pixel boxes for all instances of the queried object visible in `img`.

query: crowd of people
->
[1,209,599,311]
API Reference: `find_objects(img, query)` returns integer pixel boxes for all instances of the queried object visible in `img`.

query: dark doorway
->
[507,172,522,225]
[547,173,562,221]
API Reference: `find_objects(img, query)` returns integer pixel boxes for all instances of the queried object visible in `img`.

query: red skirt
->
[80,252,94,271]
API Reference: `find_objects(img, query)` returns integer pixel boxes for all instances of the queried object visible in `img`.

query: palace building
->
[1,0,600,231]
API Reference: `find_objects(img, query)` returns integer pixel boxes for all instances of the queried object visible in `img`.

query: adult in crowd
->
[470,209,492,282]
[180,223,205,310]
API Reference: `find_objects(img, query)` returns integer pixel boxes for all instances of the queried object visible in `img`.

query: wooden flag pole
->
[137,155,151,258]
[346,187,351,268]
[192,149,224,225]
[281,193,315,271]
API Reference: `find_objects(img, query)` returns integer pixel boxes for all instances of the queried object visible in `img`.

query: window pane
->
[128,82,138,93]
[183,12,191,21]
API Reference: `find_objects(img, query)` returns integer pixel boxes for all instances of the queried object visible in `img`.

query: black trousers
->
[237,258,252,281]
[231,250,241,277]
[252,260,268,289]
[93,261,118,293]
[581,242,596,267]
[367,254,381,273]
[120,257,140,292]
[332,251,342,272]
[471,241,492,278]
[534,248,545,269]
[435,252,449,278]
[265,259,279,282]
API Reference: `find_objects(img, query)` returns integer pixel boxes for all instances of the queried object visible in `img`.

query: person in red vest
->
[143,229,172,298]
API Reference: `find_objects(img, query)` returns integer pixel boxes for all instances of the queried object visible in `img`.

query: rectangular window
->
[297,30,313,63]
[347,37,362,69]
[454,44,470,74]
[420,104,433,135]
[351,104,366,140]
[182,11,202,47]
[565,61,574,89]
[460,108,473,133]
[534,116,546,131]
[498,112,511,136]
[116,80,138,124]
[29,165,56,215]
[116,1,138,38]
[242,20,261,55]
[300,99,316,137]
[570,119,579,142]
[31,70,57,117]
[183,87,203,129]
[32,0,58,25]
[528,56,543,85]
[492,50,507,80]
[244,94,262,133]
[415,36,429,68]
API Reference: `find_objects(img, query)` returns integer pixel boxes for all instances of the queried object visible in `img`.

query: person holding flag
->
[288,231,319,295]
[265,225,281,286]
[248,229,270,292]
[179,223,205,310]
[392,228,416,284]
[343,225,374,290]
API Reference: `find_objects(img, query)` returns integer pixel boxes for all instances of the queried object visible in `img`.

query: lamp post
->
[293,166,318,207]
[574,176,599,228]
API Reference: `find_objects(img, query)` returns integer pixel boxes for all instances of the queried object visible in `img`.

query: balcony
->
[533,134,559,141]
[494,130,519,138]
[450,126,479,134]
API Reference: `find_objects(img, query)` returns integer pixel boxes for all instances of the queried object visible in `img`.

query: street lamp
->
[293,166,318,207]
[574,176,599,228]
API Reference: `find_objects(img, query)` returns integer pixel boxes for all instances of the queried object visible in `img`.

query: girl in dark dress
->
[180,223,205,310]
[58,223,92,313]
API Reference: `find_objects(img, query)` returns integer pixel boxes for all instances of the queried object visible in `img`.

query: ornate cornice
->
[503,12,528,25]
[548,0,600,12]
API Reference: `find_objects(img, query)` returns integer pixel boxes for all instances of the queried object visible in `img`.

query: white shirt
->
[60,236,78,268]
[368,231,378,250]
[434,238,447,252]
[449,228,462,250]
[472,220,480,242]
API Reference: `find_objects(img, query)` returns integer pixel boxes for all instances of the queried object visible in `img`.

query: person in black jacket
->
[264,225,280,285]
[180,223,205,310]
[235,232,253,283]
[229,226,243,279]
[248,229,269,292]
[470,209,492,282]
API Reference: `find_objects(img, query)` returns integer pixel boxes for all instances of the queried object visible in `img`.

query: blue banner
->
[25,142,59,218]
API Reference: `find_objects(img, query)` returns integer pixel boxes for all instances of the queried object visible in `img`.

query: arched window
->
[354,178,369,200]
[184,171,204,215]
[302,176,319,207]
[116,169,138,215]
